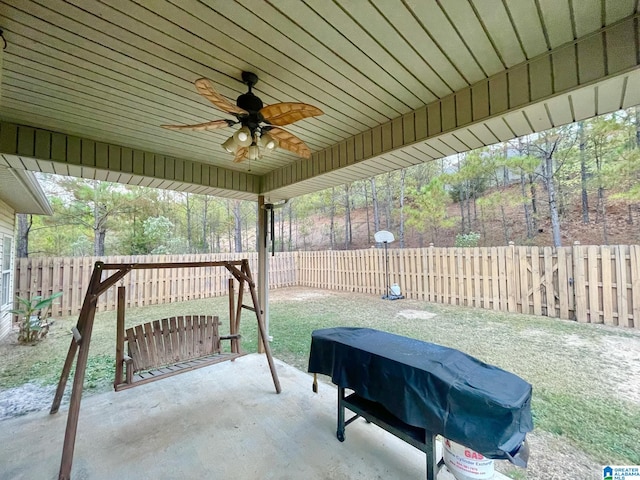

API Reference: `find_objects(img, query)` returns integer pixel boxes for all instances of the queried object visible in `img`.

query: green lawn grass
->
[1,287,638,467]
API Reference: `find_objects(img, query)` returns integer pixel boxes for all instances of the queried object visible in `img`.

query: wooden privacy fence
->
[295,244,640,329]
[14,253,296,318]
[14,245,640,329]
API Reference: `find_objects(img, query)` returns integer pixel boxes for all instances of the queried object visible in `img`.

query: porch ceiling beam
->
[261,14,640,199]
[0,121,261,200]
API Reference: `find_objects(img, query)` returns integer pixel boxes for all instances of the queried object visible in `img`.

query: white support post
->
[257,195,269,353]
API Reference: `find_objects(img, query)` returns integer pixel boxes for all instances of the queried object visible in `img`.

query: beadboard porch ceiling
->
[0,1,639,201]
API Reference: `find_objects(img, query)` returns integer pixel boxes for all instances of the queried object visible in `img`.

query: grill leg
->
[336,386,345,442]
[425,432,438,480]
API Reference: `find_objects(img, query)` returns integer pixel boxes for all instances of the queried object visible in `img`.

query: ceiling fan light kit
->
[162,71,323,163]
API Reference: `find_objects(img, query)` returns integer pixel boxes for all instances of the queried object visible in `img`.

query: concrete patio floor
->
[0,354,509,479]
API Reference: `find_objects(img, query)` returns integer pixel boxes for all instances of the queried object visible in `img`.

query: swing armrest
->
[123,354,133,384]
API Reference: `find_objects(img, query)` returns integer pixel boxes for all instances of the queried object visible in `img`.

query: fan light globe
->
[234,126,252,147]
[222,136,237,153]
[261,132,277,150]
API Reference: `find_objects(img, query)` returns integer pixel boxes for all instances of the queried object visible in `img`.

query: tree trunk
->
[329,187,336,250]
[288,203,293,251]
[520,173,534,238]
[226,200,232,252]
[500,203,509,244]
[595,156,609,244]
[344,184,351,249]
[399,169,406,247]
[93,196,107,256]
[465,181,471,233]
[233,200,243,253]
[94,228,106,256]
[184,193,192,253]
[363,181,371,243]
[545,154,563,247]
[202,196,209,253]
[595,157,603,224]
[385,173,392,230]
[370,178,380,233]
[243,215,249,252]
[578,121,590,224]
[529,173,538,232]
[600,198,609,244]
[16,214,32,258]
[279,208,285,252]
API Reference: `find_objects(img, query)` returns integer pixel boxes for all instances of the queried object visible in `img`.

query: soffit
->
[0,165,52,214]
[0,0,637,196]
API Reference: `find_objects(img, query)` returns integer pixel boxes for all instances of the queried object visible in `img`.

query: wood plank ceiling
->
[0,0,638,201]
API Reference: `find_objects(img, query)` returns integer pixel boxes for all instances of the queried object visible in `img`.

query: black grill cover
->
[308,327,533,463]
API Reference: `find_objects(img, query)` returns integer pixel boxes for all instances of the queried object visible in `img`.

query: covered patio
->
[1,1,638,479]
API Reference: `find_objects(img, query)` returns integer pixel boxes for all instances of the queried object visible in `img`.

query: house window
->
[1,235,12,306]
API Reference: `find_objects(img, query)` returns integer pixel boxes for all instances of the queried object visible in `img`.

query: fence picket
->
[491,247,499,310]
[601,246,614,325]
[506,245,516,312]
[616,245,629,327]
[557,248,569,319]
[518,248,529,314]
[543,247,554,317]
[587,245,601,324]
[531,247,542,316]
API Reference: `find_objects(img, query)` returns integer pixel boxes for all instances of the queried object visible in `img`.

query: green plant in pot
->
[10,291,63,344]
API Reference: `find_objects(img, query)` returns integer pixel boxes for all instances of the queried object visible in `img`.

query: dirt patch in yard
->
[396,310,437,320]
[269,288,330,302]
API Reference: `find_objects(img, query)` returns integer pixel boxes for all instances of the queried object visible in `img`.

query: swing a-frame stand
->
[50,259,281,480]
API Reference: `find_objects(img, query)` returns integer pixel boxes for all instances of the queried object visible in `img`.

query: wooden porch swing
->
[49,259,281,480]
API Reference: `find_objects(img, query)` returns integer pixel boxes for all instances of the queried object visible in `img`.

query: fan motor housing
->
[236,92,264,113]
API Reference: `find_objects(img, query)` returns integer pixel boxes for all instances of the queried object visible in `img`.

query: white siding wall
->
[0,199,16,340]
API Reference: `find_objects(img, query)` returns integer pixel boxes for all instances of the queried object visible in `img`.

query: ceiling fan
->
[162,72,323,163]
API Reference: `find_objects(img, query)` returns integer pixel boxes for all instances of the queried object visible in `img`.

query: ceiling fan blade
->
[260,103,323,126]
[161,119,233,131]
[195,78,248,116]
[269,127,312,159]
[233,147,248,163]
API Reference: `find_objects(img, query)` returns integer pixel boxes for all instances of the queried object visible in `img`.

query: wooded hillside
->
[19,108,640,257]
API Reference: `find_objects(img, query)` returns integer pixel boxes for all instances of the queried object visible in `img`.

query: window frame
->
[1,235,13,307]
